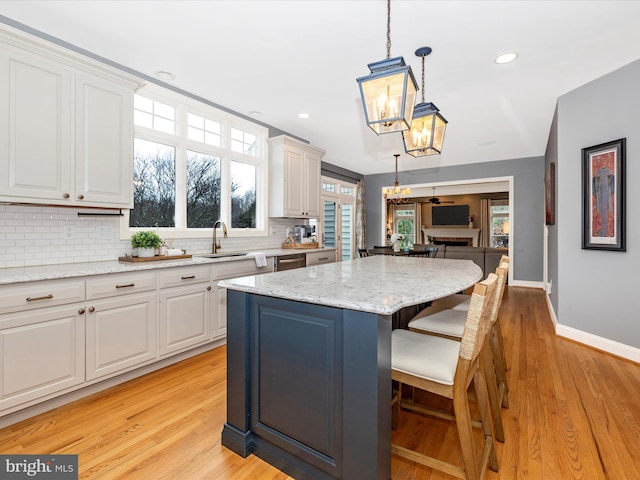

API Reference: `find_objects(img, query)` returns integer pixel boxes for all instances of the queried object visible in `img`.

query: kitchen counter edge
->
[0,248,335,285]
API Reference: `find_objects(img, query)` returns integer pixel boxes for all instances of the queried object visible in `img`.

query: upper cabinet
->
[0,25,138,208]
[268,135,325,218]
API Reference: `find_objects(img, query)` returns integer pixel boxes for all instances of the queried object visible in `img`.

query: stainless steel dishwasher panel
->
[275,253,306,271]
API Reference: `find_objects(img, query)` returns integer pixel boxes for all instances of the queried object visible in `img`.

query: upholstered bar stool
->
[407,262,509,442]
[411,256,510,410]
[391,274,500,480]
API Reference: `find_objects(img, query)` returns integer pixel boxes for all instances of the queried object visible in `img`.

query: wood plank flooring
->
[1,286,639,479]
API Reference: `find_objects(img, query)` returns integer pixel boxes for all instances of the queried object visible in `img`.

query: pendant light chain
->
[386,0,391,59]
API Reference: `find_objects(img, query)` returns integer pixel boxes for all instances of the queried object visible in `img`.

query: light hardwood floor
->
[1,286,639,479]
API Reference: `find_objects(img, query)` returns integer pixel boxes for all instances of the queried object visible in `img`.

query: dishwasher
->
[275,253,306,271]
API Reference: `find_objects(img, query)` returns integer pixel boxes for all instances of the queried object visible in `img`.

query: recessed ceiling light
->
[297,113,310,119]
[248,111,262,117]
[494,52,518,64]
[155,70,175,81]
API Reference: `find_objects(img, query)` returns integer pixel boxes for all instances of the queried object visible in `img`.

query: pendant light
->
[402,46,448,156]
[383,154,411,204]
[356,0,418,135]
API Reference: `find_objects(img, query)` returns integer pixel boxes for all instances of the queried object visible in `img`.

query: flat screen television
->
[431,205,469,226]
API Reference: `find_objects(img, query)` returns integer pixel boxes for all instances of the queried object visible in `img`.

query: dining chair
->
[358,248,369,258]
[406,261,510,442]
[391,273,500,480]
[408,246,439,258]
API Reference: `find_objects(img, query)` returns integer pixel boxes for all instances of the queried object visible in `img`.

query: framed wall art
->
[581,138,626,251]
[545,162,555,225]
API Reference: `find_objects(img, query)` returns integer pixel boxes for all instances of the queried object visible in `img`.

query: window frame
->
[121,84,269,240]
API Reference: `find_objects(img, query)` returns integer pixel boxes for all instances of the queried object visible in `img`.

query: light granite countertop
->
[0,248,335,285]
[219,256,483,315]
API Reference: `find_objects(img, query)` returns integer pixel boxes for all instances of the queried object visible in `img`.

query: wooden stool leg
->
[492,321,510,408]
[481,341,505,442]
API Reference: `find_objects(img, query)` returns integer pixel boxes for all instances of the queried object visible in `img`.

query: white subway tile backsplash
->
[0,205,297,269]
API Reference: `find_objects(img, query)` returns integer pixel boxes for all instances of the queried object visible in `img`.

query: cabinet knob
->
[88,306,95,313]
[63,193,70,199]
[207,286,212,291]
[78,308,85,314]
[77,194,84,200]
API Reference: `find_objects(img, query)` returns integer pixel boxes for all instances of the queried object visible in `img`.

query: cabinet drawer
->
[212,258,274,280]
[0,280,85,315]
[158,265,211,289]
[306,250,336,266]
[86,272,156,300]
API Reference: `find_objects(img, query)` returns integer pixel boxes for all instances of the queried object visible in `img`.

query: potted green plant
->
[131,230,162,258]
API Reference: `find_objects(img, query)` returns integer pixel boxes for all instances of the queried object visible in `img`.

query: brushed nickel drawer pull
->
[115,283,135,288]
[181,275,196,280]
[26,294,54,302]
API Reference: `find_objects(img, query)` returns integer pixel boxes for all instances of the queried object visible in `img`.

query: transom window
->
[123,85,268,239]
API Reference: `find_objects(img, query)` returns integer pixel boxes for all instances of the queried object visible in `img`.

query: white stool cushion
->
[392,329,460,385]
[408,306,467,338]
[431,293,471,311]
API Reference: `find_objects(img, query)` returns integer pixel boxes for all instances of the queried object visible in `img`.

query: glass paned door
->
[341,203,353,260]
[323,200,337,249]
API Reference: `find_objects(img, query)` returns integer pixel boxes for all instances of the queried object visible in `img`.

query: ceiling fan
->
[426,187,455,205]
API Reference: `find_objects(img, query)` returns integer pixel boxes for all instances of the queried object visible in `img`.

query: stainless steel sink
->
[196,252,247,259]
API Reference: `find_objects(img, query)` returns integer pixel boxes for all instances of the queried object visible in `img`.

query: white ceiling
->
[2,1,640,175]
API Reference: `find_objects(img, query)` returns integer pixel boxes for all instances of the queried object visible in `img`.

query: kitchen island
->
[219,256,483,480]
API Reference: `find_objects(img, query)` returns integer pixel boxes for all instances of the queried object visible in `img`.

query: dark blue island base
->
[222,290,392,480]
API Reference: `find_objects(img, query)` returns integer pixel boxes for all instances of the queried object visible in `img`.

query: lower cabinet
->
[85,292,157,381]
[0,304,85,411]
[212,258,274,339]
[306,250,336,266]
[159,283,211,356]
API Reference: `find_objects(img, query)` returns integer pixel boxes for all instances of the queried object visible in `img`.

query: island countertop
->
[219,255,483,315]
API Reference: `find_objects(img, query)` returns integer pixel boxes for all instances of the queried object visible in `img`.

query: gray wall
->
[365,157,545,283]
[545,108,559,314]
[555,58,640,348]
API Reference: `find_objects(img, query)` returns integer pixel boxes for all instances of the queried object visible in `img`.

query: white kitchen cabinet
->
[306,250,336,266]
[0,25,136,208]
[85,272,157,381]
[0,278,86,412]
[158,265,212,356]
[268,135,325,218]
[211,257,274,339]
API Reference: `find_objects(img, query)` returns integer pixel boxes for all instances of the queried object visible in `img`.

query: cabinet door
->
[212,282,227,339]
[85,292,157,381]
[283,148,305,217]
[304,150,322,217]
[159,284,211,356]
[75,73,133,207]
[0,304,84,411]
[0,48,72,202]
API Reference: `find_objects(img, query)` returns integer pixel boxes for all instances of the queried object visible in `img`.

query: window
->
[124,85,268,238]
[490,200,509,247]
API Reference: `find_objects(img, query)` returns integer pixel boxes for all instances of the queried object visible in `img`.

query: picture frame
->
[581,138,626,251]
[545,162,555,225]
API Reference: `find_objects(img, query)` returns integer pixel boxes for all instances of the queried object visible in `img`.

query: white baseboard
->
[511,279,544,289]
[555,324,640,363]
[545,292,640,363]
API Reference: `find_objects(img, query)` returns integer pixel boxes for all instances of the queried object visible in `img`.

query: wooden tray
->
[281,242,319,249]
[118,254,192,263]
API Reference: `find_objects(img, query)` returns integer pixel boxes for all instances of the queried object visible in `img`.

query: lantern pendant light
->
[402,46,448,156]
[356,0,418,135]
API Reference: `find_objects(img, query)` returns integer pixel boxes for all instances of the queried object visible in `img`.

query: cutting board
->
[118,254,192,263]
